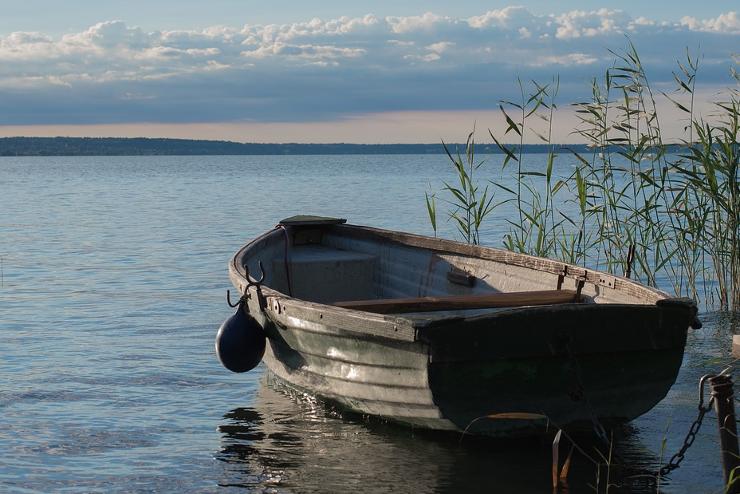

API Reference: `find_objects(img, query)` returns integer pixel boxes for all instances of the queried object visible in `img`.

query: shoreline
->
[0,136,687,157]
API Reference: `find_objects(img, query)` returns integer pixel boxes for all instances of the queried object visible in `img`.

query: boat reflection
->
[216,374,664,493]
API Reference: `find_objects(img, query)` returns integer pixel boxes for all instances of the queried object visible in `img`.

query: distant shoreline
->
[0,137,691,157]
[0,136,626,157]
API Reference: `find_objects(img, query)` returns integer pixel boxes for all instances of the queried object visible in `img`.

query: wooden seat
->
[334,290,580,314]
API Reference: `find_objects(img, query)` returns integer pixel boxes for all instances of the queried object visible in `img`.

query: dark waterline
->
[0,155,735,493]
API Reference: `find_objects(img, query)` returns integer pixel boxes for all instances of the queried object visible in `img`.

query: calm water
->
[0,155,735,493]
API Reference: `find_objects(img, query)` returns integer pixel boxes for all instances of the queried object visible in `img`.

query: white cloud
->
[531,53,599,67]
[468,6,534,29]
[240,42,364,60]
[0,8,736,126]
[386,12,447,34]
[553,9,629,39]
[631,17,655,27]
[426,41,454,54]
[1,9,737,76]
[680,11,740,34]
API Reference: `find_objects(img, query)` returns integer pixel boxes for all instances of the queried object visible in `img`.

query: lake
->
[0,155,734,493]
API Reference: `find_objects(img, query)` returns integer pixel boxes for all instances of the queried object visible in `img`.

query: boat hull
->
[245,295,688,436]
[228,223,694,437]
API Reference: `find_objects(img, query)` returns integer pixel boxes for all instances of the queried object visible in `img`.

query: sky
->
[0,2,738,143]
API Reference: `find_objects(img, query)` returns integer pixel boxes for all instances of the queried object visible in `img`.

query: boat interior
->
[237,218,661,318]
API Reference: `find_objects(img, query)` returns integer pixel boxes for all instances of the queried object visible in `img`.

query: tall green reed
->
[569,41,673,287]
[674,93,739,308]
[491,77,570,259]
[425,130,498,245]
[425,42,739,310]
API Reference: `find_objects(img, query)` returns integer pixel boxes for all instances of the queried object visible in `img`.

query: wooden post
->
[710,374,740,493]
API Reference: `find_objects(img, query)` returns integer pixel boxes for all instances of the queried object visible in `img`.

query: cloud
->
[680,11,740,34]
[386,12,448,34]
[552,9,629,39]
[0,8,737,126]
[468,6,535,29]
[531,53,599,67]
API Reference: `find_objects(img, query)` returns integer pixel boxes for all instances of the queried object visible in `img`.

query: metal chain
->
[658,374,716,476]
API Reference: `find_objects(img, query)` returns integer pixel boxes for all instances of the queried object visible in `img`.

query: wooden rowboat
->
[225,216,698,437]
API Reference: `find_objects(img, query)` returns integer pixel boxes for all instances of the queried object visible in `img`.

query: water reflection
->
[217,375,674,493]
[214,308,739,493]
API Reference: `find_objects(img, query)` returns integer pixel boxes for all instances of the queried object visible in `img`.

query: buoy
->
[215,304,266,373]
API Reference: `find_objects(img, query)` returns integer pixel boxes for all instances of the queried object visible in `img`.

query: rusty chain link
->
[658,374,715,477]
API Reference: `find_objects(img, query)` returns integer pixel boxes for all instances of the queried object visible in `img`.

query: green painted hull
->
[253,301,688,436]
[229,222,695,436]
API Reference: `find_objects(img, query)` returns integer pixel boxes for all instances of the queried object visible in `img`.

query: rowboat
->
[219,216,698,437]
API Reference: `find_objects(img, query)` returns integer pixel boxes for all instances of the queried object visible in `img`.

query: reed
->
[429,130,499,245]
[426,42,739,310]
[673,93,739,309]
[491,77,569,259]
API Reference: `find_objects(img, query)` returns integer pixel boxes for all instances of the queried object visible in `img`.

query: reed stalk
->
[424,41,739,311]
[433,130,498,245]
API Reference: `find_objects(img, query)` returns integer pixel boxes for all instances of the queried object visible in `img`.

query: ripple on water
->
[0,155,735,493]
[21,426,161,456]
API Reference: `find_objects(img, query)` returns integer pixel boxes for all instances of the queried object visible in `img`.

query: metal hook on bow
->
[226,289,243,308]
[225,260,267,310]
[245,260,268,312]
[245,260,266,289]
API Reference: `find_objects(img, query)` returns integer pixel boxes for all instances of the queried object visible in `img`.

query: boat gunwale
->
[229,223,676,342]
[336,224,670,302]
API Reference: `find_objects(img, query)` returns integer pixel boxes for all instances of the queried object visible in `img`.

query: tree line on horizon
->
[0,136,686,157]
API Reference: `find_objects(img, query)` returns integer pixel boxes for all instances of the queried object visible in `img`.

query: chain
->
[658,374,715,476]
